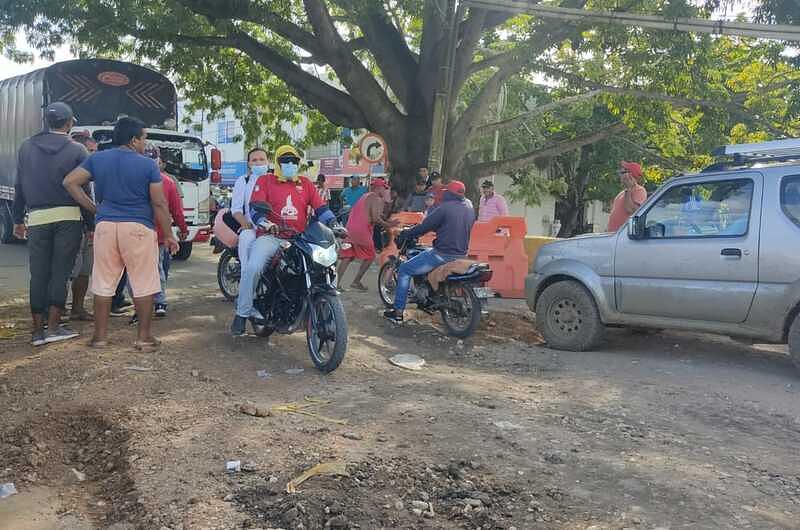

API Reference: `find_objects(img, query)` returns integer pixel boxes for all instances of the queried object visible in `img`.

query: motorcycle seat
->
[445,262,491,281]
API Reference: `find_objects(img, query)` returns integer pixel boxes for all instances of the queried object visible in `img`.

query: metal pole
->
[427,0,462,174]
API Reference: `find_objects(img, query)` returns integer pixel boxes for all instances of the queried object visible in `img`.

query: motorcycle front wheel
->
[217,248,240,302]
[377,261,398,308]
[307,293,348,373]
[440,284,482,339]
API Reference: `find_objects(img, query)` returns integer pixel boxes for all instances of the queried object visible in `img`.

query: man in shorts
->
[336,178,397,291]
[63,117,178,350]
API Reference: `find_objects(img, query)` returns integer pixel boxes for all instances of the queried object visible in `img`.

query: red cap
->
[621,161,643,180]
[446,180,466,196]
[370,177,389,189]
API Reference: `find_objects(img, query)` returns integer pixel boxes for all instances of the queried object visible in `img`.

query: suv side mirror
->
[628,215,645,240]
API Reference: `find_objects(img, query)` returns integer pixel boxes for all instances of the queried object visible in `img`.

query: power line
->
[465,0,800,41]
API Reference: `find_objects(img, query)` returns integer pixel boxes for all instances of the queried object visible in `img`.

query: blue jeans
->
[236,235,284,318]
[393,249,456,311]
[154,245,171,305]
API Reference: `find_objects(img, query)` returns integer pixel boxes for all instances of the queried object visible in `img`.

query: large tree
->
[1,0,796,190]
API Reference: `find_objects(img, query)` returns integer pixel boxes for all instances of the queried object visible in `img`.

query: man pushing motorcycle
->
[383,180,476,323]
[231,145,343,336]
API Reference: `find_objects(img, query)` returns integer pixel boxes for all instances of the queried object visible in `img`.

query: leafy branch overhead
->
[1,0,798,190]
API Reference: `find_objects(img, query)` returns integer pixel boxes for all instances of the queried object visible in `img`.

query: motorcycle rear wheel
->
[217,249,240,302]
[440,284,482,339]
[307,293,348,373]
[377,261,398,308]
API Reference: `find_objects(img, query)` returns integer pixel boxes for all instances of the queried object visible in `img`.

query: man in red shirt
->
[607,161,647,232]
[231,144,340,336]
[336,178,396,291]
[145,144,188,317]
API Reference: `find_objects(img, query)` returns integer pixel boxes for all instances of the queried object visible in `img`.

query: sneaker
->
[44,325,79,344]
[117,300,133,309]
[129,314,139,326]
[154,304,167,317]
[383,309,404,324]
[231,315,247,336]
[31,330,46,347]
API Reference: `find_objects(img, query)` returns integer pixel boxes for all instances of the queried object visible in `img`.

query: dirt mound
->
[231,456,562,529]
[0,406,145,527]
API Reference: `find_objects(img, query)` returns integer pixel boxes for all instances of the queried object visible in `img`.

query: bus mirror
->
[210,148,222,171]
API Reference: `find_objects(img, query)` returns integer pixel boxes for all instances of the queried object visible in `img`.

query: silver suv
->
[526,139,800,371]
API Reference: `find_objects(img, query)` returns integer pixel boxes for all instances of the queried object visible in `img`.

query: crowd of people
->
[12,101,647,344]
[13,104,183,349]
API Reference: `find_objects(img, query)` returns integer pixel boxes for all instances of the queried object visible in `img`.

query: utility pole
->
[427,0,462,175]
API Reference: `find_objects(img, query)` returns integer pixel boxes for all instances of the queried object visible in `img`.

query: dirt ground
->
[1,244,799,530]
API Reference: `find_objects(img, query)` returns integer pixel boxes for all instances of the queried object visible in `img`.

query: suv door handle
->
[721,248,742,257]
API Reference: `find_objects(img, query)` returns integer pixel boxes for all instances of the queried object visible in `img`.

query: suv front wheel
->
[786,313,800,372]
[536,280,605,351]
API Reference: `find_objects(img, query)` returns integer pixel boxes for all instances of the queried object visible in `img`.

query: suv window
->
[643,179,753,239]
[781,175,800,227]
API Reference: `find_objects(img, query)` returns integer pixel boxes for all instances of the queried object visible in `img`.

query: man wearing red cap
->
[384,180,476,323]
[607,161,647,232]
[337,178,397,291]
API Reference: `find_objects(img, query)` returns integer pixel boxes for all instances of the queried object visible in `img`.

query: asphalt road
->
[0,243,29,301]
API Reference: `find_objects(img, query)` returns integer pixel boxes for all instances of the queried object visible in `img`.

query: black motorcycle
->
[249,220,348,373]
[215,207,349,303]
[377,234,493,338]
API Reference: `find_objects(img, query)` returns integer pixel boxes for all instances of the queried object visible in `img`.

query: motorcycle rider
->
[231,145,342,336]
[384,180,475,323]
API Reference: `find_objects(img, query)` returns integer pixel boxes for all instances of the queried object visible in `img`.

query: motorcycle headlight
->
[310,243,337,267]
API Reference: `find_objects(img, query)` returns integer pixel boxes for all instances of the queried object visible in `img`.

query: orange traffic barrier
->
[378,212,434,266]
[467,216,528,298]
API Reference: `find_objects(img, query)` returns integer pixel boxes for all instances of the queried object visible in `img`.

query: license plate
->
[474,287,494,299]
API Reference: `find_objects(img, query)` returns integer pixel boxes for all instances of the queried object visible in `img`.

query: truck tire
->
[0,205,14,244]
[786,313,800,373]
[535,280,604,351]
[174,242,192,261]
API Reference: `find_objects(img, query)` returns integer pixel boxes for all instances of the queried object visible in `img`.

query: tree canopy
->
[1,0,798,193]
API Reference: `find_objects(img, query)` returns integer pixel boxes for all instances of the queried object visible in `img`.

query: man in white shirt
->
[231,148,270,266]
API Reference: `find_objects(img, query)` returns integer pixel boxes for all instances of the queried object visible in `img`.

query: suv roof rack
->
[713,139,800,159]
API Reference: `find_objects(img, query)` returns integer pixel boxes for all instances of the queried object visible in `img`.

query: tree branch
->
[337,1,419,109]
[298,36,367,64]
[537,63,788,137]
[478,90,603,134]
[303,0,403,129]
[467,50,517,76]
[175,0,326,59]
[469,122,628,179]
[149,30,369,128]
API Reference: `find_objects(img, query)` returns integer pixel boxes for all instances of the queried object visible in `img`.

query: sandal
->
[350,282,368,292]
[134,338,161,352]
[89,339,109,348]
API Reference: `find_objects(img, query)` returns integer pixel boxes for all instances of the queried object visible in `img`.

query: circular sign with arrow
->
[359,133,387,163]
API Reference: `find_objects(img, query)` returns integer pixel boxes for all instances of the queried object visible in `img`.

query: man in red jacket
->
[145,144,188,317]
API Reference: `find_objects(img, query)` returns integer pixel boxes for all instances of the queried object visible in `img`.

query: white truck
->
[0,58,221,259]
